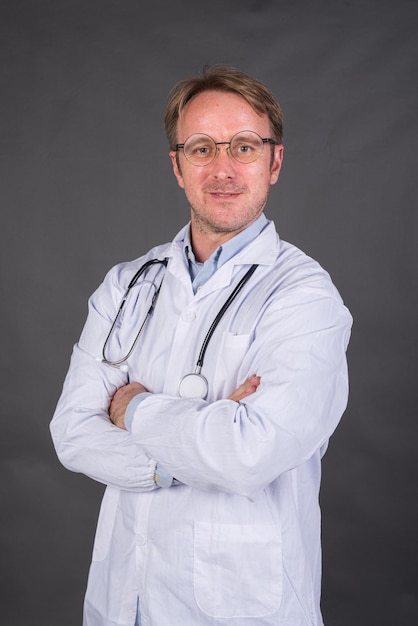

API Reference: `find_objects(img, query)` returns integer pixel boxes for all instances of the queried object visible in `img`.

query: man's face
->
[169,90,283,243]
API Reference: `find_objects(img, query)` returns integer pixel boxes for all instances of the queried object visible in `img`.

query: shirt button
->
[136,534,147,546]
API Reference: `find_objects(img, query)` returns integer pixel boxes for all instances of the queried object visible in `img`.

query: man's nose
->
[211,143,236,176]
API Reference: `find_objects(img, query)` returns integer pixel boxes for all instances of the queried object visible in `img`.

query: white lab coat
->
[50,219,352,626]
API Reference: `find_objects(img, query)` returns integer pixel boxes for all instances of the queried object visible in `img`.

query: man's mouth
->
[206,187,244,199]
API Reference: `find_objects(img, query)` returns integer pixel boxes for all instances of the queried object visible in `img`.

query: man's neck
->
[190,229,236,263]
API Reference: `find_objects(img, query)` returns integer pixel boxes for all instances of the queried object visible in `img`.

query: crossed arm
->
[109,375,261,430]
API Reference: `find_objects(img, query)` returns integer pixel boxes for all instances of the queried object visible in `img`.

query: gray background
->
[1,0,417,624]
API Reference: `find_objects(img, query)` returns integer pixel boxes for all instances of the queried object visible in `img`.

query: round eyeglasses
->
[175,130,277,166]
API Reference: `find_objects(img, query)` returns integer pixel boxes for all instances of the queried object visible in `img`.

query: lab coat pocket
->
[213,332,252,398]
[91,486,120,562]
[194,522,282,618]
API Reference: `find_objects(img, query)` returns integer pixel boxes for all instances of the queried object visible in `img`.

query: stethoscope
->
[100,258,258,399]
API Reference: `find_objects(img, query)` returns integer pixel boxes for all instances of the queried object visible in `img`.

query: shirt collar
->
[183,213,268,270]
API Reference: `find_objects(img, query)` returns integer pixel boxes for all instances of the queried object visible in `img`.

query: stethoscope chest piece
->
[178,373,208,399]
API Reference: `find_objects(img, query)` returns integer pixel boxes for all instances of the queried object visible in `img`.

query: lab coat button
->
[182,311,196,322]
[136,534,147,546]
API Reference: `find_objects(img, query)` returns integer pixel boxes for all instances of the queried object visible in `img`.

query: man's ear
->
[270,144,284,185]
[169,151,185,189]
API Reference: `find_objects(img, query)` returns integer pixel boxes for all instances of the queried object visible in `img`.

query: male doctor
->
[51,65,352,626]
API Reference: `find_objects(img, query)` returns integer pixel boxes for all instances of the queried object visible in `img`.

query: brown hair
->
[164,64,284,150]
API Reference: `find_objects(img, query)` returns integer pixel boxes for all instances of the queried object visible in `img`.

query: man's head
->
[165,66,284,257]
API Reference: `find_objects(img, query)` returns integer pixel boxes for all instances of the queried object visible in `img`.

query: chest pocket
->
[212,332,253,398]
[193,521,282,618]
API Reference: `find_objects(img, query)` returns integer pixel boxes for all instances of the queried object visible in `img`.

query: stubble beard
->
[189,189,270,237]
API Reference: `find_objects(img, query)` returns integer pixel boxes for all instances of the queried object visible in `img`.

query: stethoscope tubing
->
[178,262,258,398]
[101,258,168,367]
[195,263,258,370]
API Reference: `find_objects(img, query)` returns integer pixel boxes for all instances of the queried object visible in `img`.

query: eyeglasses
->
[175,130,277,166]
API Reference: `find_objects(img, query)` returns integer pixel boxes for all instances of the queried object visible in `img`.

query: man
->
[51,65,352,626]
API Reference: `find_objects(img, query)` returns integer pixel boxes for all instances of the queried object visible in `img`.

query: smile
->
[210,192,240,198]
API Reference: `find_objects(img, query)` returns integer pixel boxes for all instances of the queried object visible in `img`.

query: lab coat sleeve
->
[50,267,159,492]
[128,287,352,500]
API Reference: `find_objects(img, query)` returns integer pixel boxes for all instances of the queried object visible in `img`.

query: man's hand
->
[109,382,148,430]
[228,375,260,402]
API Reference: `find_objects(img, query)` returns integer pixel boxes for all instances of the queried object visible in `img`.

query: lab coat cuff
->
[125,392,152,432]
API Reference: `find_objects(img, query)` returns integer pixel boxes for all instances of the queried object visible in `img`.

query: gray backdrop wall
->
[1,1,417,624]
